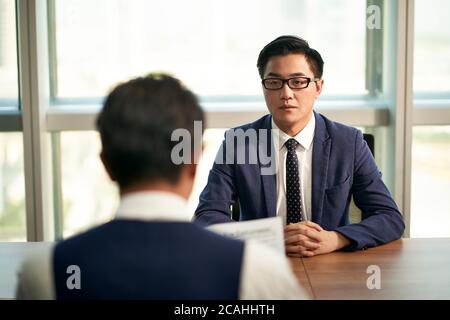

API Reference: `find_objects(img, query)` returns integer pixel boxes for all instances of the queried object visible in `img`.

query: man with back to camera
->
[16,74,307,299]
[194,35,405,257]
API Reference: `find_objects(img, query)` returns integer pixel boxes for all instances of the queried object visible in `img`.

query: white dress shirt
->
[16,191,308,300]
[272,115,315,224]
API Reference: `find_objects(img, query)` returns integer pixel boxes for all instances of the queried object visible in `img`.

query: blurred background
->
[0,0,449,241]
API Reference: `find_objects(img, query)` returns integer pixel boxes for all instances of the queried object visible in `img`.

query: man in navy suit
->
[16,74,306,299]
[195,36,405,257]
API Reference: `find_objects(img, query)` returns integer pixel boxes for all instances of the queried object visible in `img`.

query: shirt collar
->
[271,114,315,151]
[115,191,190,222]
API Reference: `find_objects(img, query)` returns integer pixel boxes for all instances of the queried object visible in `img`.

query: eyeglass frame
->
[261,76,321,90]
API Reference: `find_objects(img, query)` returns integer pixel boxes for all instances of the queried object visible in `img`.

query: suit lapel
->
[311,112,331,224]
[259,115,277,217]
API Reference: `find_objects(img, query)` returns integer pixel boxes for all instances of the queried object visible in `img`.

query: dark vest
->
[53,220,244,299]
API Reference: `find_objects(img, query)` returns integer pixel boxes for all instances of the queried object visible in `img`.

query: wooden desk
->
[290,238,450,299]
[288,256,315,299]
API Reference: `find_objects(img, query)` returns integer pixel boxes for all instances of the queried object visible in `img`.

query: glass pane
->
[0,0,19,108]
[188,128,227,214]
[59,132,118,238]
[58,129,227,238]
[0,133,26,241]
[414,0,450,94]
[53,0,366,100]
[411,126,450,237]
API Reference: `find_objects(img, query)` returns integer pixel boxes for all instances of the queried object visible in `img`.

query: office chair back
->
[363,133,375,157]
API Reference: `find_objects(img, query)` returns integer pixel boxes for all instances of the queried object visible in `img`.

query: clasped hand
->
[284,221,350,257]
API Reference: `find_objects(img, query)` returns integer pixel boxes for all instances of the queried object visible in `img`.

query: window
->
[0,0,19,108]
[188,129,227,214]
[410,126,450,237]
[414,0,450,95]
[411,0,450,237]
[57,131,118,238]
[0,0,26,241]
[52,0,367,103]
[0,133,26,241]
[56,129,226,236]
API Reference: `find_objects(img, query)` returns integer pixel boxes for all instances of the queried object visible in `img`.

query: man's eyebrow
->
[289,72,307,77]
[266,72,307,77]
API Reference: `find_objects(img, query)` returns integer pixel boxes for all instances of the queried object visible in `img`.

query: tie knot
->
[285,138,298,152]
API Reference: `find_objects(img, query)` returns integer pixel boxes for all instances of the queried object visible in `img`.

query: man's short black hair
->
[96,74,204,188]
[257,35,324,79]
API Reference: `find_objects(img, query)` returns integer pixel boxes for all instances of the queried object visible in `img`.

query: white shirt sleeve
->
[239,241,311,300]
[16,243,55,300]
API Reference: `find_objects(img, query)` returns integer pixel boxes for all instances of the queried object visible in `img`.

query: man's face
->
[262,53,323,135]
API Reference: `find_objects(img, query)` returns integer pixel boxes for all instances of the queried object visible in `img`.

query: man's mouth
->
[279,105,297,109]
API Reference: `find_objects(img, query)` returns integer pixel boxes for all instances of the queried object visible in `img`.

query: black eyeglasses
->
[262,76,320,90]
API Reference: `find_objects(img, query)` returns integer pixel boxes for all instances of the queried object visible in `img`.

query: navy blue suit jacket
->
[194,111,405,251]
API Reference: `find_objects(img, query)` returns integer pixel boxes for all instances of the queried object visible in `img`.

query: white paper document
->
[207,216,284,254]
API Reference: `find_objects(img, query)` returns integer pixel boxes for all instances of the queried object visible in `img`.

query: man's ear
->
[100,150,116,181]
[188,163,197,178]
[315,79,324,98]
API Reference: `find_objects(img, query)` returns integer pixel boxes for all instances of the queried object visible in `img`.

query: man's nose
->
[279,82,294,100]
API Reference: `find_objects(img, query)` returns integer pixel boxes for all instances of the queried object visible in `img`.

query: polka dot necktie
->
[285,138,303,224]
